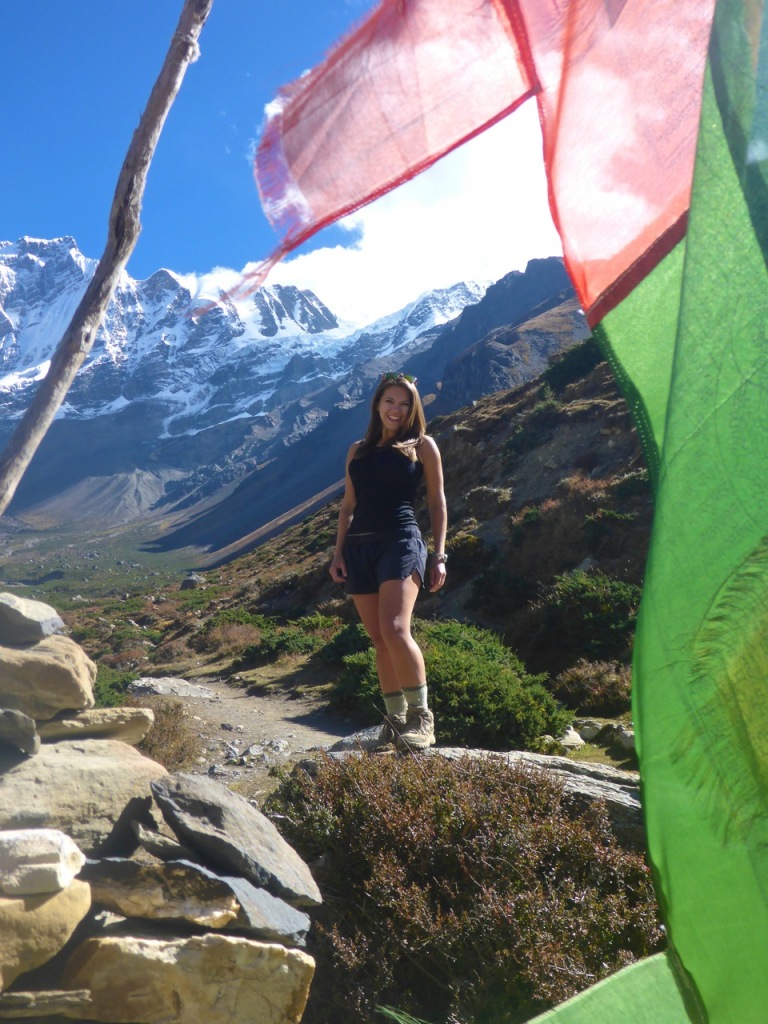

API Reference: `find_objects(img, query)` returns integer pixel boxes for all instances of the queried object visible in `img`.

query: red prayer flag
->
[252,0,714,323]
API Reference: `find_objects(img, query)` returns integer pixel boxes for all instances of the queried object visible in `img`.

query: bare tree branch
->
[0,0,215,516]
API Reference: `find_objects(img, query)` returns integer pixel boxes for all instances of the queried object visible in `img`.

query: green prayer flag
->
[533,1,768,1020]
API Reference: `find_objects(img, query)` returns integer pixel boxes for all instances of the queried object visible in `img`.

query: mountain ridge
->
[0,238,579,559]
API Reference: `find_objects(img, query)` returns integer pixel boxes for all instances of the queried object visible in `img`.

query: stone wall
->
[0,593,318,1024]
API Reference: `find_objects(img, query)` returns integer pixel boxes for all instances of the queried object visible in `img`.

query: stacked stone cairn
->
[0,593,320,1024]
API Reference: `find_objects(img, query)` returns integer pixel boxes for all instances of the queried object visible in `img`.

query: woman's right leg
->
[352,592,408,747]
[351,592,402,695]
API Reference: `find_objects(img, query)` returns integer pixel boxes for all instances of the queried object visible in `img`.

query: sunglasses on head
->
[381,372,418,385]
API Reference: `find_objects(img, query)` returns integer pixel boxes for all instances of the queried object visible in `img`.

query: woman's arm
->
[329,442,359,583]
[420,435,447,592]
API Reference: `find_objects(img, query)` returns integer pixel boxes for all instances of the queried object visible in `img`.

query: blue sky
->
[0,0,561,323]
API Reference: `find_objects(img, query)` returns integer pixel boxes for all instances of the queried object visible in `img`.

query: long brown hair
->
[355,375,427,460]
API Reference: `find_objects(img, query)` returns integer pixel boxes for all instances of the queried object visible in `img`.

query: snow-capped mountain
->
[0,237,580,545]
[0,237,507,531]
[0,237,485,440]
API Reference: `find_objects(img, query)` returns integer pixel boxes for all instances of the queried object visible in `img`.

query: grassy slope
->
[1,343,652,752]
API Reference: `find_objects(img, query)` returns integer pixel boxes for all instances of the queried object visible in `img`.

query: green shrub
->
[443,533,494,583]
[319,622,371,667]
[611,469,651,499]
[467,564,537,614]
[532,571,641,664]
[332,648,379,712]
[93,665,137,707]
[552,659,632,716]
[266,753,663,1024]
[196,607,265,652]
[542,337,603,392]
[235,612,340,667]
[330,619,570,751]
[502,390,561,463]
[583,508,639,545]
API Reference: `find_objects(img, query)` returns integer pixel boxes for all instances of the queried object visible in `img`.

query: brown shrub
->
[131,696,203,771]
[267,753,662,1024]
[100,646,149,671]
[205,622,263,656]
[553,659,632,716]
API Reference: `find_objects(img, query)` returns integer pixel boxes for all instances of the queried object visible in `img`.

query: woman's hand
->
[329,552,347,583]
[429,555,446,592]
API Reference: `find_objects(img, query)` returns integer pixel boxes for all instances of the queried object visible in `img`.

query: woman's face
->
[377,384,412,437]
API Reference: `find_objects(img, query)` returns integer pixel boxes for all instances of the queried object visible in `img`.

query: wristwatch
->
[432,552,448,564]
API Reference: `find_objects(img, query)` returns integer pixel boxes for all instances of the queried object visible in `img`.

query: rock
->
[0,709,39,756]
[0,635,96,720]
[0,593,65,645]
[0,878,91,992]
[0,829,86,896]
[151,774,322,908]
[62,932,315,1024]
[128,677,219,699]
[130,821,202,864]
[81,858,239,929]
[615,724,636,752]
[79,858,311,947]
[0,740,167,855]
[559,725,585,749]
[328,724,386,752]
[223,875,311,947]
[38,707,155,745]
[573,718,603,741]
[0,988,92,1018]
[180,573,206,591]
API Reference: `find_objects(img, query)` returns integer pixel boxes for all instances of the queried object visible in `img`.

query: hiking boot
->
[396,706,435,750]
[373,713,407,750]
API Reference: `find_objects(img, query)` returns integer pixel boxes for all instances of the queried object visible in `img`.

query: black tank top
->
[348,445,424,535]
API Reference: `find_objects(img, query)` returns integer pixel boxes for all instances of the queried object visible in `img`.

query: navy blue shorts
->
[343,531,427,595]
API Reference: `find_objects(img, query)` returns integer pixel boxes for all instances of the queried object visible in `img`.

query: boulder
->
[0,593,64,645]
[62,932,315,1024]
[130,821,202,864]
[80,858,311,946]
[151,774,322,908]
[0,988,91,1019]
[128,677,219,699]
[0,740,167,855]
[223,876,311,948]
[81,858,239,929]
[559,725,586,749]
[0,830,85,896]
[38,707,155,745]
[0,709,39,756]
[0,988,92,1019]
[180,573,206,591]
[0,635,96,720]
[573,718,604,741]
[0,878,91,992]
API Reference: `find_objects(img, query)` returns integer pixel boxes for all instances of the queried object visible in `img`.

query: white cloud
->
[266,99,562,325]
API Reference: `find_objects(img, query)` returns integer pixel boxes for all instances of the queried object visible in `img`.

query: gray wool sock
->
[383,691,407,718]
[403,684,428,709]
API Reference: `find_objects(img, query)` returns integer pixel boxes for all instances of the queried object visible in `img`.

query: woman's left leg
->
[377,573,425,686]
[378,574,435,748]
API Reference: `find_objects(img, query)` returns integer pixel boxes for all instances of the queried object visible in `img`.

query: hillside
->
[1,240,578,553]
[50,338,652,691]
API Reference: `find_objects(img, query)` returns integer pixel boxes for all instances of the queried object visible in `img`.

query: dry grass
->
[131,696,204,771]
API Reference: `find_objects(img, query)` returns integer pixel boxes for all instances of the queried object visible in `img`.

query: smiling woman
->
[329,372,447,751]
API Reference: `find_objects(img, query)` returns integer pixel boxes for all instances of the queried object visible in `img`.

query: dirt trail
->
[177,677,366,801]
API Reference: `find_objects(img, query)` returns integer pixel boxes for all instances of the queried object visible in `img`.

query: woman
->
[329,372,447,750]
